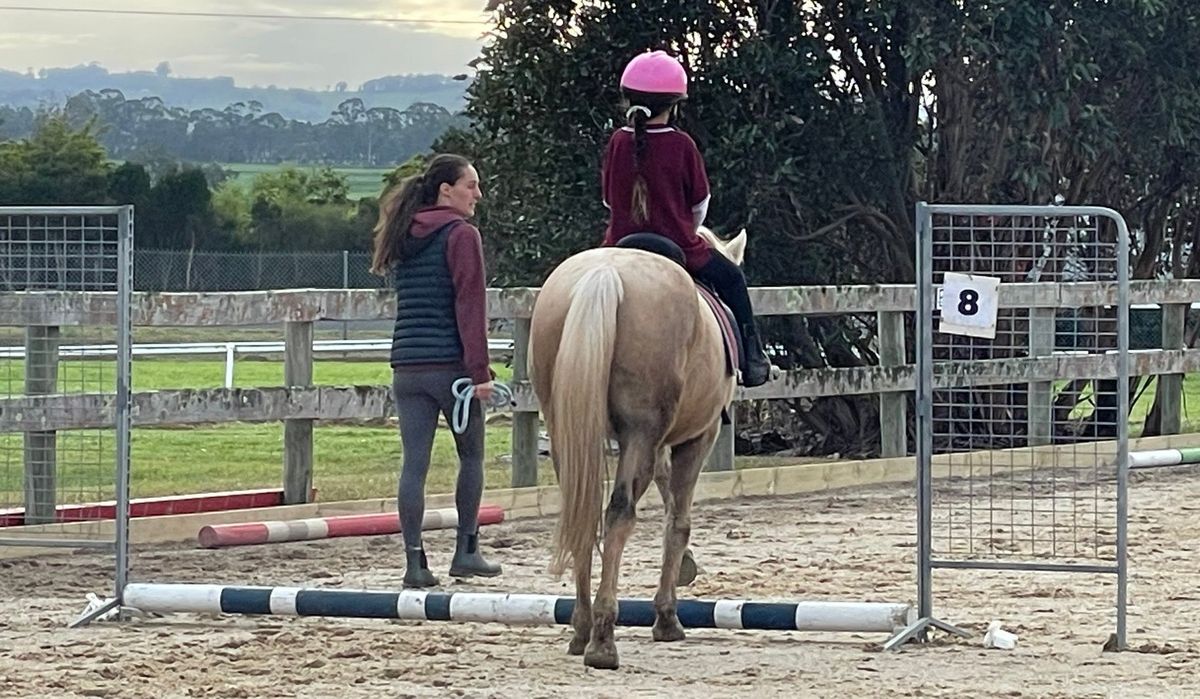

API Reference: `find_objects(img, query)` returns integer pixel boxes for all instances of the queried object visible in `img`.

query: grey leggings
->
[392,368,485,550]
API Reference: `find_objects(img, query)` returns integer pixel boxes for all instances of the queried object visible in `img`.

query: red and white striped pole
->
[197,505,505,548]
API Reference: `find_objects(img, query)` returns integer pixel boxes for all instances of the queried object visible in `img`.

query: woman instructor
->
[371,153,502,588]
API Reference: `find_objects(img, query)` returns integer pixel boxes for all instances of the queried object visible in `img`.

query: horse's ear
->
[724,228,748,266]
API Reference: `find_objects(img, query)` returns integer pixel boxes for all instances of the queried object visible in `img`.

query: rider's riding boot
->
[448,530,502,579]
[740,323,773,388]
[403,547,440,589]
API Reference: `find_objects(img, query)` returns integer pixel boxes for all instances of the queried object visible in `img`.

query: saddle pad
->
[696,284,740,377]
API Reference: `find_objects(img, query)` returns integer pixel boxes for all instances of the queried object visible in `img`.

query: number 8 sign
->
[938,272,1001,339]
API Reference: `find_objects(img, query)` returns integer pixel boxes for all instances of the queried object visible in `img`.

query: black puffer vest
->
[389,221,463,367]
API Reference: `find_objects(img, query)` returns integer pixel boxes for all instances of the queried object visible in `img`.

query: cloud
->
[0,1,489,88]
[0,32,95,48]
[222,0,489,39]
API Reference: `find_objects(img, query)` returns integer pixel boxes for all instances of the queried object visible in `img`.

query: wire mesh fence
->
[133,249,385,292]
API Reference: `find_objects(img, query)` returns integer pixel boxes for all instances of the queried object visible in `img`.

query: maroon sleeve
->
[445,222,492,384]
[685,135,711,207]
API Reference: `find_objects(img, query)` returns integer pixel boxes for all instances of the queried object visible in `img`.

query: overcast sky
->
[0,1,490,89]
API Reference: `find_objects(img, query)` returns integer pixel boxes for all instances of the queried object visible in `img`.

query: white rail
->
[0,339,516,388]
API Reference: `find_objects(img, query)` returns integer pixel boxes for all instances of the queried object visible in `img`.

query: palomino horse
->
[529,226,748,670]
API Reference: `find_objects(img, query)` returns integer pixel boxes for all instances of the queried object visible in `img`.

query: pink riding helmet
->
[619,50,688,96]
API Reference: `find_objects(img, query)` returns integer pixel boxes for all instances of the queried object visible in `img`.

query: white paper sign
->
[939,272,1000,339]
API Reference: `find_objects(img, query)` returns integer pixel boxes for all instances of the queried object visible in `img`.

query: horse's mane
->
[695,225,747,265]
[695,225,721,249]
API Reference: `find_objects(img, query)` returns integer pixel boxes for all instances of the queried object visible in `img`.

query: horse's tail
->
[547,264,624,577]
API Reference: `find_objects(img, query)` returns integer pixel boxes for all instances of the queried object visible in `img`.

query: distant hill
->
[0,63,469,123]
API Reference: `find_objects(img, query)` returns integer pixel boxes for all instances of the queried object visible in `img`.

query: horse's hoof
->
[652,619,686,643]
[567,634,587,656]
[676,550,698,587]
[583,642,620,670]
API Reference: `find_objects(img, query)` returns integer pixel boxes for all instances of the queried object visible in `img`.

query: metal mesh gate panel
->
[0,207,133,621]
[895,203,1130,651]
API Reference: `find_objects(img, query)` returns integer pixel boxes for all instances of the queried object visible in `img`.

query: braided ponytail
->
[629,105,651,224]
[621,90,684,226]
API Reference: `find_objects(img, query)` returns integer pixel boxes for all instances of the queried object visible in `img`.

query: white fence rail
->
[0,339,516,388]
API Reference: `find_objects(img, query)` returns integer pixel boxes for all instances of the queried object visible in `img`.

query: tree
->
[13,86,464,168]
[211,180,252,242]
[137,166,225,250]
[107,161,151,209]
[0,105,37,140]
[237,167,362,250]
[0,114,110,205]
[441,0,1200,456]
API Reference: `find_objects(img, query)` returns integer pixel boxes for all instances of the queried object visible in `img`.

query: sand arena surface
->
[0,469,1197,698]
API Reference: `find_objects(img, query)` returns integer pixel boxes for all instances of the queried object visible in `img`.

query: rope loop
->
[451,377,515,434]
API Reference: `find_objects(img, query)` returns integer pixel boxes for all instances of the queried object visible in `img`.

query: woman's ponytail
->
[370,154,471,275]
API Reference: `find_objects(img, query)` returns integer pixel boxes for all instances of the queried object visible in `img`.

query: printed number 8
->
[958,289,979,316]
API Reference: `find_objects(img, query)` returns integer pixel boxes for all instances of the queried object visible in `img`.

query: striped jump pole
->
[197,505,506,549]
[122,583,915,634]
[1130,447,1200,470]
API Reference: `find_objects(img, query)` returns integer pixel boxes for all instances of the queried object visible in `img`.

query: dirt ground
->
[1,468,1197,699]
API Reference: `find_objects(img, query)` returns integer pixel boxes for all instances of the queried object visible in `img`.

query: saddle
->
[614,233,743,380]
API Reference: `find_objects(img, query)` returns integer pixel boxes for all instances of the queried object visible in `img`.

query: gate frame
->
[0,206,135,627]
[885,202,1130,651]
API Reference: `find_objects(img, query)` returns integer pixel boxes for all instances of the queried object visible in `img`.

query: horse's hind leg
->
[585,437,655,670]
[654,451,697,588]
[652,425,719,643]
[567,542,592,656]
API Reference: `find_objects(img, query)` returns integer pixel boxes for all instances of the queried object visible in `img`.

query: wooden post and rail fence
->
[2,281,1196,512]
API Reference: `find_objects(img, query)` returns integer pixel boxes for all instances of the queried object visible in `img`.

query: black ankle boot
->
[740,325,773,388]
[403,547,439,589]
[449,531,502,579]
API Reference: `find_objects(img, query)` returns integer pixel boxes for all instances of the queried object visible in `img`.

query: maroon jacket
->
[601,125,713,272]
[402,206,491,385]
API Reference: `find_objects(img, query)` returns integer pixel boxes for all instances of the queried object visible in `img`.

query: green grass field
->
[221,163,392,201]
[0,356,526,505]
[2,353,1198,508]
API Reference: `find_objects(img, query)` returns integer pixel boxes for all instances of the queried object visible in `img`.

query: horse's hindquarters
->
[527,246,736,670]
